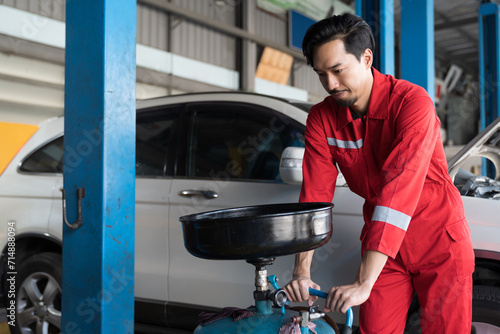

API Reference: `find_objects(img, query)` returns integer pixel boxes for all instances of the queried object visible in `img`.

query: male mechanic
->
[283,13,475,333]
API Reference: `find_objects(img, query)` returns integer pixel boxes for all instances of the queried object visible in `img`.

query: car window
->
[19,136,64,174]
[187,102,305,182]
[136,105,182,177]
[19,105,182,176]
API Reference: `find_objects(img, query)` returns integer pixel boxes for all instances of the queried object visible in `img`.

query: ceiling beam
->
[435,17,477,31]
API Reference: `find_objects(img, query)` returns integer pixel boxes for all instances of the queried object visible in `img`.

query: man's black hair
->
[302,13,375,68]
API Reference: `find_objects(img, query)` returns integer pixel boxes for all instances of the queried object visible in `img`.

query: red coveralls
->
[300,68,475,333]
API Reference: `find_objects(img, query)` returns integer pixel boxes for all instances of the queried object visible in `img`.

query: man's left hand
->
[323,250,388,313]
[324,281,372,313]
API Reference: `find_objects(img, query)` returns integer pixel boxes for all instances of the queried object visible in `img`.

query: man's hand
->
[324,250,388,313]
[324,281,372,313]
[283,275,320,306]
[284,250,318,306]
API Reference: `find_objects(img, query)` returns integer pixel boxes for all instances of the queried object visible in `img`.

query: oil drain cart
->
[180,202,353,334]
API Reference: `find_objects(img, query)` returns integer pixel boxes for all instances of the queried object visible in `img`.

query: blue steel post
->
[356,0,395,76]
[479,3,500,129]
[400,0,435,100]
[478,2,500,177]
[63,1,136,333]
[479,6,486,132]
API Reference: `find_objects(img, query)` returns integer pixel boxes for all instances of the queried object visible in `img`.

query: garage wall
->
[253,6,324,100]
[0,0,322,96]
[169,0,238,70]
[0,0,324,126]
[137,3,169,51]
[294,62,327,102]
[135,0,321,97]
[0,0,65,21]
[137,1,238,71]
[255,7,287,45]
[0,52,64,124]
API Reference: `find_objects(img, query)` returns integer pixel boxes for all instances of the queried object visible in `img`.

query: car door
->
[39,108,183,325]
[168,101,306,310]
[134,105,182,303]
[7,133,63,239]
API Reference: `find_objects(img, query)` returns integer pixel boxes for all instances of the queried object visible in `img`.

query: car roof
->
[136,91,313,110]
[138,91,307,104]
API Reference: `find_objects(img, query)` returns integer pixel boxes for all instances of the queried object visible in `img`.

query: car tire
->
[472,285,500,331]
[8,252,62,334]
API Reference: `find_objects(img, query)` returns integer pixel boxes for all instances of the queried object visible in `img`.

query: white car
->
[0,92,499,334]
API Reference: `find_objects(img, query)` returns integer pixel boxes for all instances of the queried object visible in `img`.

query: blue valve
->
[308,288,353,334]
[268,275,286,315]
[268,275,280,290]
[267,277,353,333]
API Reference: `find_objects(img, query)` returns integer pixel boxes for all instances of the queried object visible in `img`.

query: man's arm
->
[324,250,388,313]
[364,93,440,258]
[284,106,338,305]
[284,250,321,305]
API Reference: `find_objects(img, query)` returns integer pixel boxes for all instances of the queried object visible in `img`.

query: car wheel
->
[9,252,62,334]
[471,285,500,333]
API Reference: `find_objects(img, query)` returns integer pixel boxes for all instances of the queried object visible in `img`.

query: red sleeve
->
[299,107,338,203]
[363,93,441,258]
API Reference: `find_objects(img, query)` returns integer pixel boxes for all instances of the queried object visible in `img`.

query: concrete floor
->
[135,324,191,334]
[0,308,191,334]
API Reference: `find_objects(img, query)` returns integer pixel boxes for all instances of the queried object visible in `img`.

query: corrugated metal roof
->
[433,0,484,75]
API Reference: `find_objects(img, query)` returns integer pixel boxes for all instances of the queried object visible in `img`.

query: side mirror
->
[279,146,348,187]
[280,147,304,185]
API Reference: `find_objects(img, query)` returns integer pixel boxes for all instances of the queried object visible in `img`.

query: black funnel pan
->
[179,202,334,260]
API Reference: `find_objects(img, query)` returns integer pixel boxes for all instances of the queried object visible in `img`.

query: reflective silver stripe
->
[372,206,411,231]
[327,137,364,149]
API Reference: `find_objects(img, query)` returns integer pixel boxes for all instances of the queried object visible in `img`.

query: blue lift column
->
[400,0,435,99]
[62,1,136,333]
[478,2,500,177]
[479,2,500,129]
[356,0,395,75]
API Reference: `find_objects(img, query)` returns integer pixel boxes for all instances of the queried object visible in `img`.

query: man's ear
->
[362,48,373,69]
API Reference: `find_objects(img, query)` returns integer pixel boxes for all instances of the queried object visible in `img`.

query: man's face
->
[312,39,372,108]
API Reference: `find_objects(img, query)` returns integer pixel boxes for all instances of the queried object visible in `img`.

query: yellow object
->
[255,47,294,85]
[0,322,11,333]
[0,122,39,175]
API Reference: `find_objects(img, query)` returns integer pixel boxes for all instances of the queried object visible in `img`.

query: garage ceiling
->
[433,0,483,76]
[339,0,490,77]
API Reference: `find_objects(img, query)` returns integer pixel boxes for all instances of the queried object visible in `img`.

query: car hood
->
[448,116,500,200]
